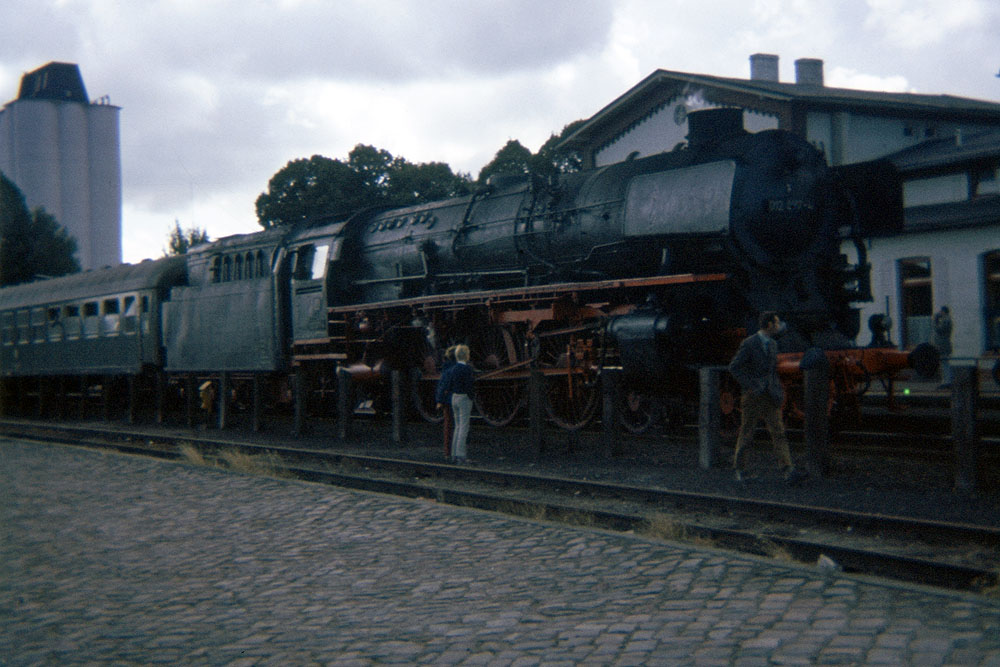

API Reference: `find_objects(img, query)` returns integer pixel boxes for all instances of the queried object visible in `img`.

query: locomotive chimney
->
[749,53,779,82]
[686,108,746,149]
[795,58,824,86]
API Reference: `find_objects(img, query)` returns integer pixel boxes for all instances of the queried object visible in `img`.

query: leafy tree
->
[477,140,533,184]
[477,120,586,185]
[0,172,80,286]
[532,119,586,180]
[256,147,471,228]
[165,220,210,255]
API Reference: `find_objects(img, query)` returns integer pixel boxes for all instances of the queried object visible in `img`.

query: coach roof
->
[0,256,187,311]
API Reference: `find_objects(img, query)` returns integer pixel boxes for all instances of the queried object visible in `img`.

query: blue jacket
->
[435,361,456,404]
[439,362,475,399]
[728,331,784,405]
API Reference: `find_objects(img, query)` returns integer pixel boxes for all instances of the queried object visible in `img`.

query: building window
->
[899,257,933,348]
[984,250,1000,351]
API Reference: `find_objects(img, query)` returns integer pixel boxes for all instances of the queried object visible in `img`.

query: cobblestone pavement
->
[2,439,999,666]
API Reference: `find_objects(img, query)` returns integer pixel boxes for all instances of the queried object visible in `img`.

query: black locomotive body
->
[0,108,903,431]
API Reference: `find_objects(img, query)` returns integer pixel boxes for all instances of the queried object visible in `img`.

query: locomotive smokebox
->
[686,107,746,149]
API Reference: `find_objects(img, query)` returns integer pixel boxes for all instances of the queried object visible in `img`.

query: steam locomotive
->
[0,109,909,432]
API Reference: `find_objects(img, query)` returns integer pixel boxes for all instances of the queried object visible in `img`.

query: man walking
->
[729,311,807,485]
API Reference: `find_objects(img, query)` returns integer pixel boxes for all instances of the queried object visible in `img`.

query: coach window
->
[123,296,138,334]
[257,250,267,277]
[984,250,1000,351]
[16,310,29,344]
[899,257,933,348]
[47,308,62,342]
[223,256,233,282]
[63,305,81,340]
[292,245,314,280]
[83,302,99,338]
[2,312,14,345]
[244,252,254,279]
[31,309,46,343]
[102,299,121,336]
[234,254,243,280]
[310,244,330,280]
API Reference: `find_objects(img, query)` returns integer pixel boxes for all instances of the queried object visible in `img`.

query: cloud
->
[4,0,1000,263]
[864,0,990,49]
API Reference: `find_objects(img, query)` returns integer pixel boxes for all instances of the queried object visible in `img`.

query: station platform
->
[2,439,999,665]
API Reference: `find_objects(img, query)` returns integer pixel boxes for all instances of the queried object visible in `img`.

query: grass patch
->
[179,443,206,466]
[757,537,797,564]
[218,448,289,478]
[643,514,690,541]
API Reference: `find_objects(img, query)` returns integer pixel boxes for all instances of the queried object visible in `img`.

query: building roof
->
[882,129,1000,172]
[560,68,1000,151]
[902,196,1000,233]
[15,62,89,104]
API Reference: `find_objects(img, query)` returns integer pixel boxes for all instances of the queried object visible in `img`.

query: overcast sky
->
[2,0,999,263]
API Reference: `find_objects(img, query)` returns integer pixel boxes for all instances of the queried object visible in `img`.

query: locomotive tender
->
[0,109,906,431]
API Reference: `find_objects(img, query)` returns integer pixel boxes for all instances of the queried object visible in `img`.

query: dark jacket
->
[437,362,475,401]
[435,360,456,405]
[728,331,784,405]
[447,362,475,396]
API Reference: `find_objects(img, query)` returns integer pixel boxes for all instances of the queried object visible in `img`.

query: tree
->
[255,146,472,228]
[0,172,80,286]
[477,140,533,184]
[477,120,586,185]
[165,220,210,255]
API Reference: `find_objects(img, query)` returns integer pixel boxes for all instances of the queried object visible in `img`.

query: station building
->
[0,62,122,271]
[559,54,1000,363]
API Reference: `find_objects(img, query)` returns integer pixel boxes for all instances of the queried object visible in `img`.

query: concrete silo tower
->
[0,62,122,270]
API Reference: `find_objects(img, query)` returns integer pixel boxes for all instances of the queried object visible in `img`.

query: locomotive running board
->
[327,272,728,314]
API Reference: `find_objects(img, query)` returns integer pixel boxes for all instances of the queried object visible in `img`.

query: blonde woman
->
[447,344,475,463]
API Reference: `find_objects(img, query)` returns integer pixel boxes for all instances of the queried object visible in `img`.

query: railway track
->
[2,419,997,595]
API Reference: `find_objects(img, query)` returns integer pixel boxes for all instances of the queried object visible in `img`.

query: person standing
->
[435,346,457,460]
[728,311,807,485]
[933,306,953,388]
[447,345,475,463]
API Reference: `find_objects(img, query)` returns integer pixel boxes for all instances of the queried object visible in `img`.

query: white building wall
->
[0,98,121,270]
[594,95,778,167]
[847,227,997,358]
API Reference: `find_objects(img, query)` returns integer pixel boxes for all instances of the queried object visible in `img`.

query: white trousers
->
[451,393,472,459]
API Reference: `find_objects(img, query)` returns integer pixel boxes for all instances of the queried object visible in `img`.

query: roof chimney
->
[749,53,779,82]
[794,58,824,86]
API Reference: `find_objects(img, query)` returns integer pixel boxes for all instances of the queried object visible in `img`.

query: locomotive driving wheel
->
[537,330,599,430]
[471,325,525,426]
[410,363,444,423]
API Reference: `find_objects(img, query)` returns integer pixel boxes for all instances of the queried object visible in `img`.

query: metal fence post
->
[529,368,544,458]
[698,366,723,469]
[218,371,229,430]
[601,368,622,458]
[952,365,980,496]
[337,366,352,441]
[803,353,830,479]
[391,369,406,445]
